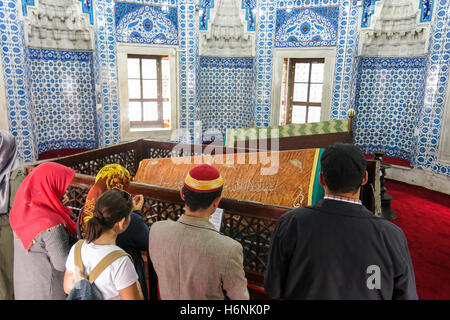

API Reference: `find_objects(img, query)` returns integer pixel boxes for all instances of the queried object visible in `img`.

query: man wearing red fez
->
[148,164,249,300]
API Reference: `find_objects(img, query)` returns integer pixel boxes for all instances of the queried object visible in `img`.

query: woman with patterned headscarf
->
[0,130,25,299]
[77,164,151,300]
[78,164,132,238]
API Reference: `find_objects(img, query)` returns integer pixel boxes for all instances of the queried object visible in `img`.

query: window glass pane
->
[308,106,321,123]
[294,63,309,82]
[128,79,141,99]
[311,63,324,83]
[143,102,158,121]
[143,80,158,99]
[293,83,308,102]
[142,59,157,79]
[129,102,141,121]
[292,105,307,124]
[127,58,140,79]
[309,83,323,103]
[163,102,171,120]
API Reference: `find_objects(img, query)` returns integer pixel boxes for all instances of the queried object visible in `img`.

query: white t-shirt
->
[65,241,138,300]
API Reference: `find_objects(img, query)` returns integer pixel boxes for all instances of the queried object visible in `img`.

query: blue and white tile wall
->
[255,0,359,128]
[198,57,255,141]
[414,0,450,176]
[354,0,449,177]
[354,57,427,161]
[28,48,97,153]
[0,0,37,162]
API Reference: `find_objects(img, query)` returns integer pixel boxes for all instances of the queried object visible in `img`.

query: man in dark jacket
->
[264,143,418,300]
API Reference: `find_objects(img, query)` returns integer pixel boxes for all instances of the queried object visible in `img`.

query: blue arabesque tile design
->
[115,2,178,45]
[275,6,339,47]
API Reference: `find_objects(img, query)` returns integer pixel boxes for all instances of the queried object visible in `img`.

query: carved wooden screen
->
[69,149,138,177]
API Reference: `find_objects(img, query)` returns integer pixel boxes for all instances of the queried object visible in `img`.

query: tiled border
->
[94,0,121,147]
[330,0,359,120]
[179,0,199,143]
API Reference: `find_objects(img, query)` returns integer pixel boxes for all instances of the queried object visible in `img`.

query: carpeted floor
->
[385,179,450,300]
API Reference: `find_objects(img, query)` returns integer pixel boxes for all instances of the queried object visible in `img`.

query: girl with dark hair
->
[64,189,144,300]
[77,164,151,299]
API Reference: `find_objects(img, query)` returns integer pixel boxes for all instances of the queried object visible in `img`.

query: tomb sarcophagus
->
[135,149,326,209]
[25,114,380,299]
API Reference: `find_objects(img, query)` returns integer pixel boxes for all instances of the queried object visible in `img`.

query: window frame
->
[127,54,166,127]
[117,44,178,141]
[270,47,336,126]
[286,58,325,124]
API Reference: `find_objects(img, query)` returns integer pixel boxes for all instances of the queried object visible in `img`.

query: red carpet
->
[385,179,450,300]
[365,154,413,168]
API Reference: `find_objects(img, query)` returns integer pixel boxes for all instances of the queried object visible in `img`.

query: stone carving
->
[23,0,93,50]
[360,0,431,57]
[199,0,254,57]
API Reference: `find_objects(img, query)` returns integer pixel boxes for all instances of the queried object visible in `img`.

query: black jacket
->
[264,199,418,300]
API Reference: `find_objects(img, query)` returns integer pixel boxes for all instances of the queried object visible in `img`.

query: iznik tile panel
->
[414,0,450,176]
[115,2,178,45]
[198,57,255,141]
[0,0,38,162]
[354,57,427,161]
[275,6,339,47]
[28,48,97,153]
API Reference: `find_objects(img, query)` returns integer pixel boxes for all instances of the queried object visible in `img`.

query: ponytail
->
[85,188,133,243]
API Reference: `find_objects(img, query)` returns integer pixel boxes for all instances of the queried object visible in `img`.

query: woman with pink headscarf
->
[9,162,77,299]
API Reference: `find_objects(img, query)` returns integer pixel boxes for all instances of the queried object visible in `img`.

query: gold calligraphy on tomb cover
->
[134,149,321,208]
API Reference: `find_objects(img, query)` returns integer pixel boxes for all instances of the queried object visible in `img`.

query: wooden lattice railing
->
[63,173,285,299]
[25,130,378,299]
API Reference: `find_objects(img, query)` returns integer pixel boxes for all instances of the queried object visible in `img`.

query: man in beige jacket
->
[149,164,249,300]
